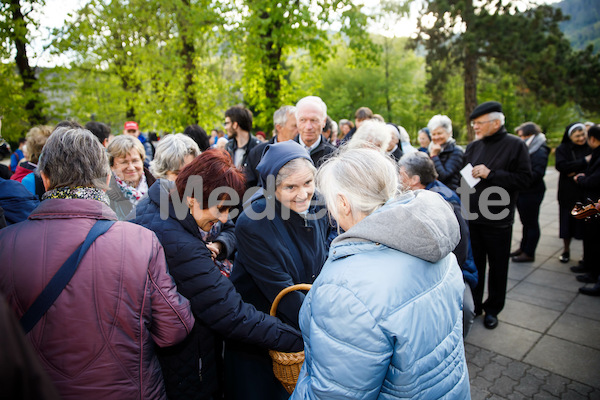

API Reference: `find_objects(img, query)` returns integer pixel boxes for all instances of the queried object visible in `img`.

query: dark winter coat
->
[426,180,478,290]
[464,127,532,227]
[226,134,261,173]
[131,180,303,400]
[244,136,277,188]
[0,177,39,225]
[432,139,464,191]
[293,135,336,167]
[576,146,600,202]
[521,141,550,195]
[555,137,591,207]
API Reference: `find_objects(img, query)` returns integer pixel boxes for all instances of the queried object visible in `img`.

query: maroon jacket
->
[0,198,195,400]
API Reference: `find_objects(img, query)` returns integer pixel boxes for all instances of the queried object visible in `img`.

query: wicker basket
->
[269,283,312,394]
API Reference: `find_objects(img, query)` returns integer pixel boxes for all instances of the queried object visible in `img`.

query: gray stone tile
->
[508,263,536,281]
[507,281,576,312]
[500,299,561,333]
[566,294,600,322]
[466,319,541,360]
[524,336,600,388]
[523,268,581,292]
[548,313,600,350]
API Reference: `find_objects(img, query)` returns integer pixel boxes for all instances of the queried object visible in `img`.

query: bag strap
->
[20,219,115,334]
[270,215,306,282]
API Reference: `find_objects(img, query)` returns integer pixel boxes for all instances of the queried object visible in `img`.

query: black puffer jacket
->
[432,139,464,191]
[131,180,302,400]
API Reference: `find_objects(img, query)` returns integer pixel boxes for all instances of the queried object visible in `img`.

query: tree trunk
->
[261,10,282,126]
[463,0,477,142]
[179,0,198,123]
[10,0,45,125]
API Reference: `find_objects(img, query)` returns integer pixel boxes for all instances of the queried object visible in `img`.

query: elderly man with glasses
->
[462,101,532,330]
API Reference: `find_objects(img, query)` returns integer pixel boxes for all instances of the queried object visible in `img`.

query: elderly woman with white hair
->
[346,119,391,153]
[107,135,156,220]
[150,133,200,181]
[291,148,470,399]
[427,114,464,191]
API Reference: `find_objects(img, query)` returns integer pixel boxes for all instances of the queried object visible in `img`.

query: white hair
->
[346,120,391,153]
[317,148,400,225]
[273,106,296,129]
[295,96,327,120]
[427,114,453,136]
[150,133,200,178]
[488,111,505,126]
[397,125,411,143]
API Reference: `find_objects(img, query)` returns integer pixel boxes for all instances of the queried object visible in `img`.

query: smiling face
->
[570,129,586,146]
[188,197,229,232]
[418,131,431,148]
[275,164,315,214]
[112,148,144,186]
[297,103,326,147]
[431,126,450,146]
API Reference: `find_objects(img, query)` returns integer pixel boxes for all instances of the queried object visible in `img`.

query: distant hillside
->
[555,0,600,53]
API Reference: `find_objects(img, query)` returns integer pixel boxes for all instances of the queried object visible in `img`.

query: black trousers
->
[583,216,600,279]
[516,191,545,257]
[469,223,512,316]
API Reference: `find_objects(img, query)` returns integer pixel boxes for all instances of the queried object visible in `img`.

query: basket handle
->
[269,284,312,317]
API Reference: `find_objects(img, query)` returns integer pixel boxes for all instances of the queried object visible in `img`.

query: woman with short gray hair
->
[427,114,464,191]
[291,148,470,399]
[150,134,200,181]
[0,127,194,399]
[346,119,391,153]
[106,135,156,219]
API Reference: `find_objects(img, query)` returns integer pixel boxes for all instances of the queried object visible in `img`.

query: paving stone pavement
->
[466,168,600,399]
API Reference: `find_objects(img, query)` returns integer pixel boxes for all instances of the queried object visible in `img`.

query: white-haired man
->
[463,101,532,330]
[245,105,298,188]
[293,96,336,167]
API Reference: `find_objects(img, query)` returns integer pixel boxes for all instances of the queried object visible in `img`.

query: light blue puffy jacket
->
[291,190,470,399]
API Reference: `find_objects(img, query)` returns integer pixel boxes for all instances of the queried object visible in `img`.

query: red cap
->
[124,121,139,130]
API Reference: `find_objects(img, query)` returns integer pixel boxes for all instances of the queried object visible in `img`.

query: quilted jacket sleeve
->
[292,284,392,400]
[167,237,303,353]
[214,219,236,260]
[147,233,195,347]
[432,147,464,185]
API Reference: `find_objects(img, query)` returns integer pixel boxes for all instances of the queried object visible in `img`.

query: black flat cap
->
[469,101,502,120]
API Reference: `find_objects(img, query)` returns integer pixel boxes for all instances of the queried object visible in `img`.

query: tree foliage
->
[414,0,600,140]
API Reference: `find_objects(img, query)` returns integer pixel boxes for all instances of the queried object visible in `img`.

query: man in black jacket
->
[293,96,336,167]
[574,125,600,295]
[461,101,532,330]
[224,105,261,171]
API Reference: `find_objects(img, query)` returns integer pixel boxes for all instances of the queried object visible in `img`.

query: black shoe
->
[576,274,598,284]
[570,265,591,273]
[512,254,535,263]
[484,314,498,329]
[579,283,600,296]
[559,252,570,263]
[510,249,523,257]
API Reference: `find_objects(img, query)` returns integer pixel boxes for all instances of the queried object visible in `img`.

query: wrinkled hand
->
[430,143,442,157]
[573,173,585,183]
[206,242,223,260]
[472,164,491,179]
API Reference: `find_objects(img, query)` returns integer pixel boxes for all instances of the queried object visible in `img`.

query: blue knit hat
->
[256,141,313,184]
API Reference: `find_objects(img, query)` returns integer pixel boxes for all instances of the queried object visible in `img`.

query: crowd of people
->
[0,96,599,399]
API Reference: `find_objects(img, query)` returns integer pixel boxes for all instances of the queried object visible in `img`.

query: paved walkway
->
[466,168,600,399]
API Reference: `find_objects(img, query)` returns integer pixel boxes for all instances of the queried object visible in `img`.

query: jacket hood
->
[333,190,459,263]
[256,140,312,183]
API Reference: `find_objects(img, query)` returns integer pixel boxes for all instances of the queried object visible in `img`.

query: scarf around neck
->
[42,186,111,207]
[113,171,148,205]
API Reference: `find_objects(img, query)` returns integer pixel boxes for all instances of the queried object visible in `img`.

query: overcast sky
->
[30,0,561,67]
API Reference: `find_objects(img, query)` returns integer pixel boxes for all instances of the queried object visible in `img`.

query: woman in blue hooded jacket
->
[225,141,332,400]
[292,148,470,399]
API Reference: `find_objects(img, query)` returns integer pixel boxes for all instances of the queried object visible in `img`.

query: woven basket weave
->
[269,283,312,394]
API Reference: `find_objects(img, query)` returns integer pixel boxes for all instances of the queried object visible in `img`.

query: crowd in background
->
[0,97,599,399]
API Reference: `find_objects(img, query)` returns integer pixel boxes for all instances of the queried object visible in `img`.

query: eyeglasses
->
[470,120,496,127]
[223,120,231,126]
[116,159,143,167]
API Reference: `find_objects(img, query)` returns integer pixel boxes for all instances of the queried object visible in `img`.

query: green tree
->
[0,0,47,134]
[414,0,600,141]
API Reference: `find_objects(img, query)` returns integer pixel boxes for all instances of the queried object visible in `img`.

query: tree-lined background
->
[1,0,599,147]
